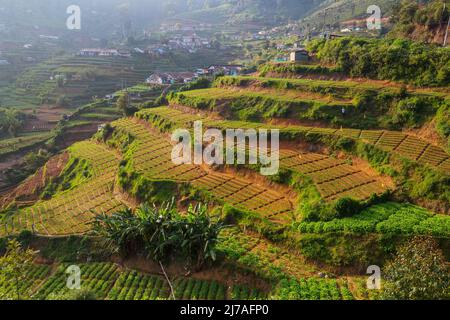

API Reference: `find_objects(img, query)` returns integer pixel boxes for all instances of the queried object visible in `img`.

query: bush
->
[333,198,363,218]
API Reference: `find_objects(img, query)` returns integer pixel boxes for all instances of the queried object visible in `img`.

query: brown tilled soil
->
[22,105,70,132]
[0,152,69,209]
[404,119,447,148]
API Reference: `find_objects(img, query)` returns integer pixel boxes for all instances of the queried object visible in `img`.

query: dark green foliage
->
[38,236,99,262]
[390,0,450,43]
[333,198,363,218]
[298,202,450,237]
[297,233,394,269]
[179,78,211,92]
[0,108,27,137]
[306,37,450,87]
[91,201,226,268]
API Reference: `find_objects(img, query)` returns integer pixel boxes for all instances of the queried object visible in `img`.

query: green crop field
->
[0,132,54,157]
[112,118,294,224]
[298,202,450,237]
[0,141,124,237]
[138,107,450,173]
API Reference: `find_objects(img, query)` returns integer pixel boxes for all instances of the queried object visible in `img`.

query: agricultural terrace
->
[2,259,360,300]
[0,55,153,108]
[0,264,51,299]
[0,142,125,237]
[168,87,353,124]
[297,202,450,237]
[0,132,54,158]
[169,78,450,154]
[134,109,388,202]
[112,118,294,224]
[138,107,450,173]
[217,227,379,300]
[230,75,450,100]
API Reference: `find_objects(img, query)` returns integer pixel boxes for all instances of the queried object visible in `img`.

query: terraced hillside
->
[135,108,389,202]
[0,117,296,236]
[143,106,450,173]
[113,118,294,224]
[170,76,450,141]
[0,259,362,300]
[0,142,125,236]
[0,55,153,109]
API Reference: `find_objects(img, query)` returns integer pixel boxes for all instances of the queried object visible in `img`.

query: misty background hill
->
[0,0,330,38]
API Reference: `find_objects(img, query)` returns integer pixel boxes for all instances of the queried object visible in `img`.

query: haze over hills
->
[0,0,330,38]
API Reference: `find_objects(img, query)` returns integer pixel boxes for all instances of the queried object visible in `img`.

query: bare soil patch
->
[0,152,69,209]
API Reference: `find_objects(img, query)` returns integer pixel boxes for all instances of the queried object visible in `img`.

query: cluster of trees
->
[390,0,450,40]
[307,37,450,86]
[0,108,27,137]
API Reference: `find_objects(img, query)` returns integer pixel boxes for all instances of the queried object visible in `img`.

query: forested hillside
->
[389,0,450,44]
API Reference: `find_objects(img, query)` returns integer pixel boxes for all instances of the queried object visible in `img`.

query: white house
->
[146,72,197,85]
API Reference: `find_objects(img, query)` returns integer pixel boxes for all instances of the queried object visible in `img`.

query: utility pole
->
[444,15,450,47]
[442,3,449,47]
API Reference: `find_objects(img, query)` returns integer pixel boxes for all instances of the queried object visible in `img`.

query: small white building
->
[290,49,310,62]
[78,48,122,57]
[146,72,197,85]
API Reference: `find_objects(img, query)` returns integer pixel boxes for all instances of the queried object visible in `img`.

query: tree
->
[116,92,137,116]
[56,95,69,107]
[55,74,65,88]
[382,237,449,300]
[91,201,226,268]
[0,240,37,300]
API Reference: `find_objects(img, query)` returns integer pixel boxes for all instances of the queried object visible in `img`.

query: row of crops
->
[107,271,229,301]
[0,262,270,301]
[0,131,54,157]
[0,141,125,237]
[217,228,318,281]
[297,202,450,237]
[272,278,354,300]
[135,107,388,202]
[4,55,152,108]
[146,99,449,172]
[0,264,51,300]
[112,118,294,224]
[217,75,448,96]
[176,87,352,105]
